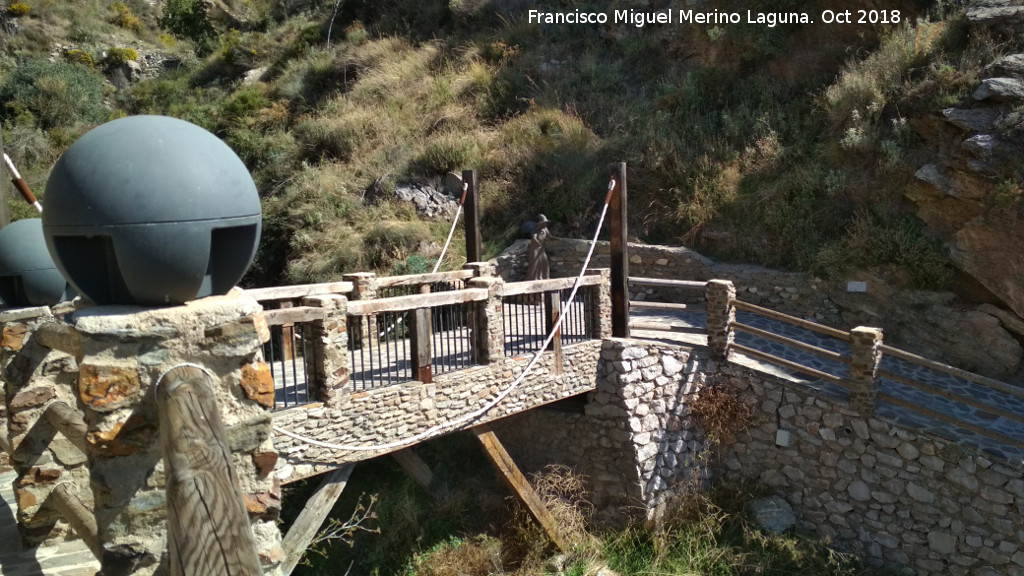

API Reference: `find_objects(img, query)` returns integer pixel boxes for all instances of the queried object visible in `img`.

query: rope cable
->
[272,178,618,453]
[431,182,469,274]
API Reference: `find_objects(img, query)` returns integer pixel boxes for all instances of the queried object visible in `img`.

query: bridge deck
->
[631,307,1024,464]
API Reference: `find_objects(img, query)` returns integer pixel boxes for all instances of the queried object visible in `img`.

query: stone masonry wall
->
[3,293,282,576]
[496,239,840,323]
[494,339,712,526]
[713,363,1024,575]
[273,340,603,483]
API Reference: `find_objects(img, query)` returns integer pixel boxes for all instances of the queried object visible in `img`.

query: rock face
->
[905,6,1024,323]
[393,183,458,219]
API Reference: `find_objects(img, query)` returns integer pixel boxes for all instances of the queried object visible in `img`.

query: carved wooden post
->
[158,365,261,576]
[609,162,629,338]
[463,169,482,264]
[544,290,563,375]
[409,308,433,383]
[705,279,735,361]
[849,327,883,417]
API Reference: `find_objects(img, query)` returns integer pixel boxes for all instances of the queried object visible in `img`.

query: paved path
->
[631,307,1024,465]
[0,471,99,576]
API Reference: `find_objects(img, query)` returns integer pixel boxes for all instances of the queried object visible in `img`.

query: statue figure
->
[524,214,550,281]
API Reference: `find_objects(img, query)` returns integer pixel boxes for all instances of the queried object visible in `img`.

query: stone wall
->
[2,294,282,576]
[496,239,840,323]
[714,364,1024,575]
[498,337,1024,574]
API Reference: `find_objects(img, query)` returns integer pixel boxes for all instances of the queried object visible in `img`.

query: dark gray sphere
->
[43,115,262,306]
[0,219,71,307]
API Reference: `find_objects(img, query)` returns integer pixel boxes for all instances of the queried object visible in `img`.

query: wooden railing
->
[629,277,1024,452]
[498,275,604,359]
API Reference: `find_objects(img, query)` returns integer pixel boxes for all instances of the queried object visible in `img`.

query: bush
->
[105,47,139,65]
[0,59,107,129]
[418,132,480,174]
[63,49,95,69]
[160,0,215,51]
[6,2,29,16]
[109,1,141,31]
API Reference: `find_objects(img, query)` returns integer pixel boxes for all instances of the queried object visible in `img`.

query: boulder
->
[748,495,796,533]
[393,183,458,219]
[973,78,1024,102]
[991,54,1024,77]
[950,218,1024,321]
[967,4,1024,27]
[942,108,1003,132]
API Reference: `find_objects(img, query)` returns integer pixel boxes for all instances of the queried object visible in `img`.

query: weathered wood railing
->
[498,274,605,360]
[632,277,1024,452]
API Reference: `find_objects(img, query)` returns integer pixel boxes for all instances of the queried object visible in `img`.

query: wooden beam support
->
[244,282,354,302]
[497,274,604,297]
[463,169,482,264]
[544,291,563,376]
[473,425,569,552]
[391,448,435,494]
[409,308,433,383]
[346,288,488,315]
[262,306,325,326]
[609,162,629,338]
[280,465,355,576]
[42,402,88,454]
[49,483,102,561]
[158,366,262,576]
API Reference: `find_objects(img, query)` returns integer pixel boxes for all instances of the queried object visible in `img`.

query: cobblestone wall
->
[272,340,603,483]
[714,364,1024,575]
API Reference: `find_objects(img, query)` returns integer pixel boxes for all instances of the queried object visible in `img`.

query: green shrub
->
[418,132,480,174]
[105,47,139,65]
[6,2,30,16]
[160,0,215,51]
[109,1,141,31]
[63,49,95,68]
[0,59,107,129]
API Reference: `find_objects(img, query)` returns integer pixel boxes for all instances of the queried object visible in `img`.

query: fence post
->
[466,275,504,365]
[544,290,563,375]
[705,279,735,362]
[849,326,883,417]
[409,308,433,383]
[590,268,612,339]
[609,162,630,338]
[302,294,349,403]
[343,272,377,351]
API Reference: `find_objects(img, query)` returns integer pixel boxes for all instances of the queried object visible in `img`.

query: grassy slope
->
[6,0,1020,291]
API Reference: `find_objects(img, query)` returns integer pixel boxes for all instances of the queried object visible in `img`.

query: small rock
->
[943,107,1003,132]
[915,164,956,196]
[928,531,957,555]
[748,495,796,533]
[992,53,1024,77]
[973,77,1024,102]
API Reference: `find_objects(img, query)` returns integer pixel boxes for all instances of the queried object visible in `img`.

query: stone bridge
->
[1,244,1022,575]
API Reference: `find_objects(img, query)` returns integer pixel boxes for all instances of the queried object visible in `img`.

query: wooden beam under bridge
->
[280,465,355,576]
[472,425,570,552]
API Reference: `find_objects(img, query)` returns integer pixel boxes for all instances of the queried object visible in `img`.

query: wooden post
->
[409,307,433,383]
[157,365,262,576]
[0,126,11,227]
[463,169,482,264]
[544,291,563,375]
[609,163,629,338]
[280,465,354,576]
[391,448,435,494]
[473,425,569,552]
[49,483,102,561]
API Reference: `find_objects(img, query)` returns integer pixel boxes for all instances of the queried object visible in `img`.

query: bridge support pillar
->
[849,326,883,416]
[705,280,736,361]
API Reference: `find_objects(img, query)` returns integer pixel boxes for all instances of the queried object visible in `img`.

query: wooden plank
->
[376,270,474,288]
[280,465,355,576]
[629,277,707,289]
[733,300,852,342]
[262,306,325,326]
[733,322,852,365]
[409,308,433,384]
[629,322,704,334]
[34,322,83,360]
[609,162,629,338]
[878,369,1024,426]
[158,366,262,576]
[878,392,1024,450]
[49,483,102,561]
[473,426,569,551]
[464,169,482,264]
[545,291,563,376]
[391,449,434,493]
[879,344,1024,400]
[628,300,696,311]
[346,288,488,315]
[244,282,354,302]
[498,274,604,297]
[42,402,88,453]
[731,343,848,386]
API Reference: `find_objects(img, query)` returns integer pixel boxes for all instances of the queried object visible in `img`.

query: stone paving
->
[631,307,1024,465]
[0,471,99,576]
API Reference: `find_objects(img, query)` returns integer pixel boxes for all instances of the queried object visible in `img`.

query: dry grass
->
[690,385,753,446]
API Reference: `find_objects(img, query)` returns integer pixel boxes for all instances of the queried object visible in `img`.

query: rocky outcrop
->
[905,5,1024,321]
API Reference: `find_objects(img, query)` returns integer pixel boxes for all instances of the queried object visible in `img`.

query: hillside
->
[0,1,1022,331]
